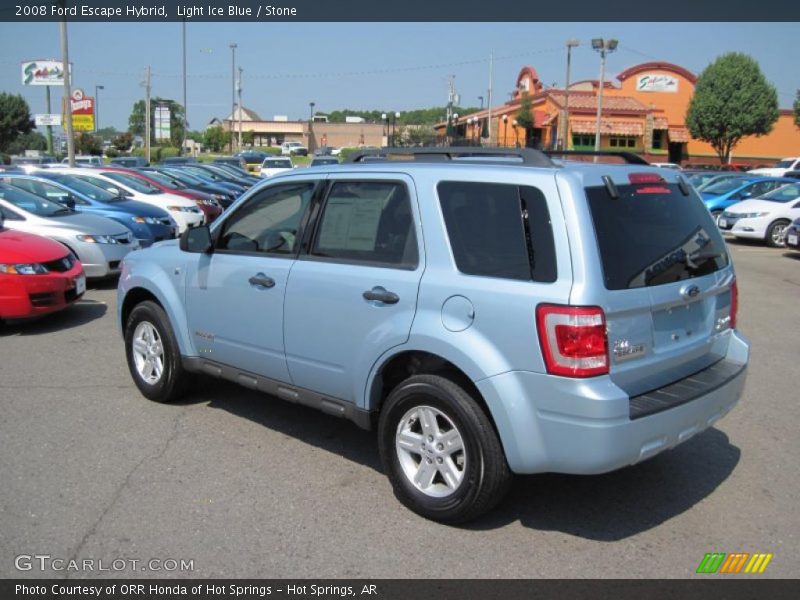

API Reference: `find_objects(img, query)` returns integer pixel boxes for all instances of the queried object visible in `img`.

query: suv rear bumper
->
[477,330,749,475]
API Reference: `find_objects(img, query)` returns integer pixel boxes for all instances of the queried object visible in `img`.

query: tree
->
[76,133,103,156]
[686,53,779,164]
[515,93,535,147]
[242,130,255,147]
[112,132,133,153]
[6,131,47,156]
[203,126,230,152]
[128,98,185,148]
[794,90,799,128]
[0,93,34,153]
[95,126,119,141]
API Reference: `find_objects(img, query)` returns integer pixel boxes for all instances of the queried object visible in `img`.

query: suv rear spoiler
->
[543,150,650,165]
[346,147,555,167]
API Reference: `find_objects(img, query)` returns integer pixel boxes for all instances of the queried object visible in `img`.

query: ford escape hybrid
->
[118,148,749,523]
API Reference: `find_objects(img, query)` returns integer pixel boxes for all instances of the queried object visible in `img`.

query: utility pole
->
[182,20,187,156]
[237,66,243,149]
[229,43,237,154]
[45,85,54,156]
[592,38,618,154]
[487,51,494,144]
[143,66,151,164]
[59,4,75,166]
[562,39,579,150]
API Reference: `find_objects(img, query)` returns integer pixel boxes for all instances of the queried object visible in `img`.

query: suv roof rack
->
[346,146,555,168]
[543,150,649,165]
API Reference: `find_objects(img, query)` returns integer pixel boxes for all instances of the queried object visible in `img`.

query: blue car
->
[3,173,177,248]
[701,176,795,219]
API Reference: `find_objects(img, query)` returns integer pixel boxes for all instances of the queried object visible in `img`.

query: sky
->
[1,22,798,133]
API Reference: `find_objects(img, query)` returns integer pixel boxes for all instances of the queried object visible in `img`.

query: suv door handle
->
[363,287,399,304]
[248,273,275,289]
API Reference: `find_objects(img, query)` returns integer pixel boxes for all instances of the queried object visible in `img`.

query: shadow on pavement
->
[472,428,739,539]
[1,299,108,336]
[177,376,740,539]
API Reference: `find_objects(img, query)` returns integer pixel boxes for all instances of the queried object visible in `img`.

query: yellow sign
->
[71,115,95,132]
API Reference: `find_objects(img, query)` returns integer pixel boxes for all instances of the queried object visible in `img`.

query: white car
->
[651,162,682,170]
[719,182,800,247]
[61,155,103,166]
[259,157,295,178]
[280,141,308,156]
[47,167,203,233]
[748,157,800,178]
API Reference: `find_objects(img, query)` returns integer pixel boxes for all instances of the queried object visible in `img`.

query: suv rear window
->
[586,183,729,290]
[437,181,556,282]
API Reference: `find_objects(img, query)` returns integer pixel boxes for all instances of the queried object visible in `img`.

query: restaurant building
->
[441,63,798,166]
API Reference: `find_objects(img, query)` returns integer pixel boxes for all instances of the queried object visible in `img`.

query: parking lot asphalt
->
[1,238,798,579]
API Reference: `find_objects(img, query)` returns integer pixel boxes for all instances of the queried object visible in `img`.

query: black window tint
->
[218,182,315,255]
[437,181,556,282]
[312,181,418,268]
[586,183,729,290]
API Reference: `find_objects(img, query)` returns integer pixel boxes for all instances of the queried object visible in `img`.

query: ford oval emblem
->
[681,284,701,300]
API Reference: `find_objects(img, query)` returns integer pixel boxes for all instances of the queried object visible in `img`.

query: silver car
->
[0,182,137,278]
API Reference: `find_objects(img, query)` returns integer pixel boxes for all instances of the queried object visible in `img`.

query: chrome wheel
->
[395,405,466,498]
[770,223,788,247]
[131,321,164,385]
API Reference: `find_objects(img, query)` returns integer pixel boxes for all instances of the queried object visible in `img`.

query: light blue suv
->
[118,148,749,523]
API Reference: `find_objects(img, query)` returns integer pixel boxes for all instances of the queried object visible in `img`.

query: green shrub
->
[338,147,360,162]
[105,147,120,159]
[159,146,180,159]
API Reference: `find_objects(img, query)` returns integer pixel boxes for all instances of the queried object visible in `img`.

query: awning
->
[534,110,556,127]
[570,119,643,136]
[653,117,669,130]
[668,127,691,143]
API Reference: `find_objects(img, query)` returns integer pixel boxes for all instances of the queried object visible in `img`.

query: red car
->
[96,166,223,224]
[0,227,85,320]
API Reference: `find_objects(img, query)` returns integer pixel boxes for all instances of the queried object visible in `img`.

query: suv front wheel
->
[125,300,189,403]
[378,374,511,523]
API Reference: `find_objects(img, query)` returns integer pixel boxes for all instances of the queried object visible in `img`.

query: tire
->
[766,219,790,248]
[124,300,189,403]
[378,374,512,524]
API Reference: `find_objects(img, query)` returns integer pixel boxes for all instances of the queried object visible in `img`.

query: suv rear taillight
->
[536,305,609,378]
[730,278,738,330]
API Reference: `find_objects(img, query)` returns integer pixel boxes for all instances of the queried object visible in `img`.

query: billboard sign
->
[35,114,62,127]
[22,60,67,86]
[63,88,95,132]
[154,103,171,142]
[636,74,679,93]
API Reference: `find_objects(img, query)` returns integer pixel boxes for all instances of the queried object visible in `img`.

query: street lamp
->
[562,38,579,150]
[591,38,618,153]
[381,112,388,145]
[229,43,237,153]
[393,111,400,146]
[502,114,508,147]
[452,113,459,143]
[478,96,484,109]
[512,119,519,147]
[467,117,473,145]
[309,101,315,122]
[94,84,104,133]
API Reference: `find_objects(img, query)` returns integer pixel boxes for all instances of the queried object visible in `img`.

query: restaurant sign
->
[636,74,679,93]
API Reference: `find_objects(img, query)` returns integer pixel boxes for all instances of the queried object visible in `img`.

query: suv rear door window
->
[437,181,556,282]
[311,181,418,268]
[586,183,729,290]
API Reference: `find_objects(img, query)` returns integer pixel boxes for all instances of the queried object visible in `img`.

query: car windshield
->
[220,165,250,177]
[775,159,795,168]
[162,168,208,185]
[759,183,800,203]
[0,183,74,217]
[703,178,753,195]
[586,183,729,290]
[263,159,292,168]
[46,174,121,202]
[240,154,265,162]
[184,166,222,181]
[143,170,184,189]
[311,158,338,166]
[101,171,161,194]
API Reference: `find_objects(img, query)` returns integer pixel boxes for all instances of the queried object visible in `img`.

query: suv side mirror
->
[63,195,76,210]
[180,225,213,253]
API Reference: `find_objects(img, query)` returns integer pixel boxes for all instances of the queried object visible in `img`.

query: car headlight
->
[737,212,770,219]
[131,216,161,224]
[0,263,49,275]
[77,234,117,244]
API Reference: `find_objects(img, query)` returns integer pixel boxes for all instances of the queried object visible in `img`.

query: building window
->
[609,136,637,149]
[572,134,595,148]
[652,130,664,150]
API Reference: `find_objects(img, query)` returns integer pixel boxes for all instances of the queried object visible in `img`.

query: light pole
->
[478,96,484,110]
[237,66,243,149]
[512,119,519,147]
[181,20,187,155]
[591,38,618,153]
[502,114,508,147]
[229,43,237,153]
[309,101,315,122]
[562,38,579,150]
[467,117,473,145]
[393,111,400,146]
[94,85,104,133]
[381,112,388,146]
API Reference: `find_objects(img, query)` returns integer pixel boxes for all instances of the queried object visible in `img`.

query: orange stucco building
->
[439,63,799,166]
